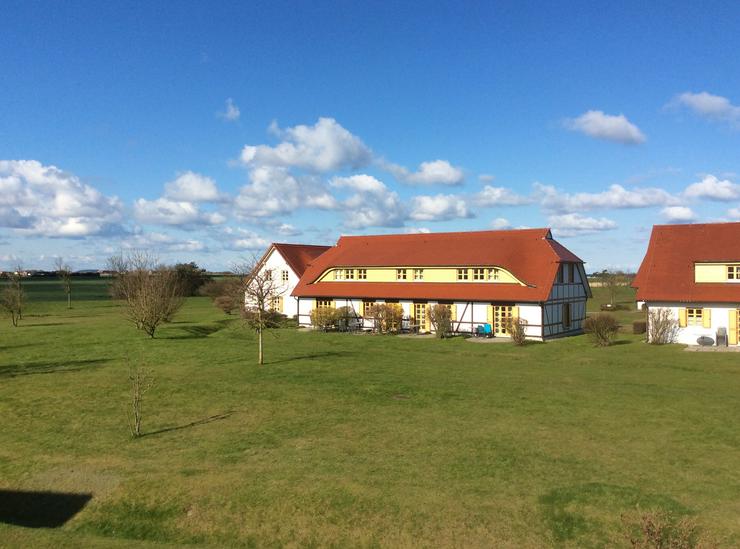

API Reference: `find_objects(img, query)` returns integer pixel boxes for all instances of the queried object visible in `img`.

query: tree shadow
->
[164,319,232,340]
[0,489,92,528]
[268,351,354,364]
[20,322,66,328]
[141,411,234,438]
[0,359,109,379]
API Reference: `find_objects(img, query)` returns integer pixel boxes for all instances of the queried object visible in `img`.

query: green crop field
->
[0,280,738,547]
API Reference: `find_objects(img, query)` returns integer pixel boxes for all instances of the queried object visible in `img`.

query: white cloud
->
[384,159,464,185]
[240,117,372,172]
[235,166,338,219]
[564,110,646,144]
[670,91,740,127]
[684,174,740,201]
[164,171,222,202]
[275,223,302,237]
[727,208,740,219]
[218,98,240,121]
[661,206,697,223]
[124,232,207,253]
[330,174,387,194]
[474,185,532,207]
[134,197,225,226]
[548,213,617,237]
[535,183,679,213]
[490,217,511,229]
[409,194,472,221]
[0,160,124,237]
[404,227,431,234]
[222,228,270,251]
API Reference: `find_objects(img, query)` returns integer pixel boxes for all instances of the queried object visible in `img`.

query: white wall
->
[248,248,302,318]
[646,302,739,345]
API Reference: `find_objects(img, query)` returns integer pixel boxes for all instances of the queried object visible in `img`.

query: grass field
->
[0,281,738,547]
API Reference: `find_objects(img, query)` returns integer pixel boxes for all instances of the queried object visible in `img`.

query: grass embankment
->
[0,281,737,547]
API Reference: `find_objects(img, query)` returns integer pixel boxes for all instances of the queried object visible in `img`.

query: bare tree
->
[601,270,629,307]
[0,270,25,327]
[648,308,679,345]
[234,257,286,365]
[55,257,73,309]
[127,356,154,438]
[107,251,185,338]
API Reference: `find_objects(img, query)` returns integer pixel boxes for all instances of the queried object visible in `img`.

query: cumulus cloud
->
[384,159,464,185]
[404,227,431,234]
[235,166,338,219]
[409,194,472,221]
[334,175,406,229]
[164,171,222,202]
[669,91,740,127]
[275,223,302,237]
[124,232,207,253]
[564,110,646,144]
[684,174,740,201]
[0,160,124,237]
[222,228,270,251]
[548,213,617,237]
[240,117,372,172]
[474,185,532,207]
[661,206,697,223]
[490,217,511,229]
[134,198,225,226]
[535,183,679,213]
[218,98,240,121]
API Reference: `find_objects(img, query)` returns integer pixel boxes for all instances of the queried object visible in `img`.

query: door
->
[414,302,429,332]
[493,305,513,336]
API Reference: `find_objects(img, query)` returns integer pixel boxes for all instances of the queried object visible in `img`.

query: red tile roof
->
[270,243,332,277]
[633,222,740,303]
[293,228,586,302]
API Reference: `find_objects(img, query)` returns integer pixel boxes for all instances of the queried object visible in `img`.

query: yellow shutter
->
[702,308,711,328]
[312,298,316,311]
[487,305,493,325]
[729,310,738,345]
[425,305,431,332]
[678,307,687,327]
[511,305,519,320]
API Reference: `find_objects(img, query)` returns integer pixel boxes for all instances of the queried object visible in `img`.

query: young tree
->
[601,270,629,307]
[55,257,73,309]
[174,262,211,296]
[127,356,154,438]
[235,258,285,365]
[107,251,185,338]
[429,304,452,338]
[0,270,25,327]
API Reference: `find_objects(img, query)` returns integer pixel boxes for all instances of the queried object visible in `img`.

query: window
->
[488,268,500,281]
[567,264,575,284]
[396,269,407,280]
[457,268,469,281]
[361,300,375,316]
[473,268,486,280]
[413,268,424,280]
[270,296,283,312]
[334,269,345,280]
[316,299,333,310]
[345,269,355,280]
[728,265,740,280]
[265,270,272,280]
[687,307,703,326]
[562,303,571,329]
[556,265,563,284]
[281,270,289,282]
[357,269,367,280]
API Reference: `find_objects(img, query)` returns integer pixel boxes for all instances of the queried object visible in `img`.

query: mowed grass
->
[0,281,739,547]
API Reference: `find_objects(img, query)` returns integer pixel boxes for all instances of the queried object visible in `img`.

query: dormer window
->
[334,270,345,280]
[488,268,500,281]
[728,265,740,280]
[413,269,424,280]
[345,269,355,280]
[473,268,485,280]
[357,269,367,280]
[456,269,469,281]
[396,269,407,280]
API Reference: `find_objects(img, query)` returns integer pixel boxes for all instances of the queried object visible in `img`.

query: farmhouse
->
[633,222,740,346]
[291,228,591,340]
[251,243,331,318]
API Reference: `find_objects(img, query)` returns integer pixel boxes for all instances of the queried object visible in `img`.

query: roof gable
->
[261,243,331,277]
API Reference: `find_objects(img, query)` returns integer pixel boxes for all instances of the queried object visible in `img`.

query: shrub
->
[633,320,647,334]
[506,317,528,346]
[335,306,359,331]
[310,307,338,331]
[648,308,679,345]
[174,262,211,296]
[429,304,452,338]
[621,510,717,549]
[583,313,619,346]
[214,295,238,314]
[199,278,239,300]
[367,303,403,334]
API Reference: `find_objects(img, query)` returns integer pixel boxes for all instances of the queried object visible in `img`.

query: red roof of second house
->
[269,243,331,277]
[292,228,585,302]
[633,222,740,303]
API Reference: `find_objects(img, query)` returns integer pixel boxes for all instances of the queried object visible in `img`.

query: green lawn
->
[0,282,738,547]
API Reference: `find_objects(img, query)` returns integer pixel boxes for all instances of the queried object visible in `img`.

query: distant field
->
[1,277,111,303]
[0,285,738,547]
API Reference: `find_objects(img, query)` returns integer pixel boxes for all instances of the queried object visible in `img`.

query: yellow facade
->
[694,263,740,282]
[318,266,525,285]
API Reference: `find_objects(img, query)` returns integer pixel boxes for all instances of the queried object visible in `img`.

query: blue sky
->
[2,1,740,272]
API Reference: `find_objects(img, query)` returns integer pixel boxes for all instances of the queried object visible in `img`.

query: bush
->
[648,308,679,345]
[335,306,359,331]
[214,295,238,314]
[633,320,647,334]
[621,510,717,549]
[310,307,338,331]
[174,262,211,296]
[367,303,403,334]
[429,304,452,338]
[199,278,239,300]
[583,313,619,346]
[506,317,528,346]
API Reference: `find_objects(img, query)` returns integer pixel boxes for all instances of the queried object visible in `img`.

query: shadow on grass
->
[141,411,235,438]
[19,322,66,328]
[0,358,110,379]
[0,489,92,528]
[163,319,232,340]
[267,351,354,364]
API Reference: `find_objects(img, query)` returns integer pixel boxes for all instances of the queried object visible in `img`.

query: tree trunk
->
[258,329,263,365]
[67,292,71,309]
[257,307,264,365]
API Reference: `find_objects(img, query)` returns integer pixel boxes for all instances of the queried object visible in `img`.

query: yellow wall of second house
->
[695,263,733,282]
[317,266,524,284]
